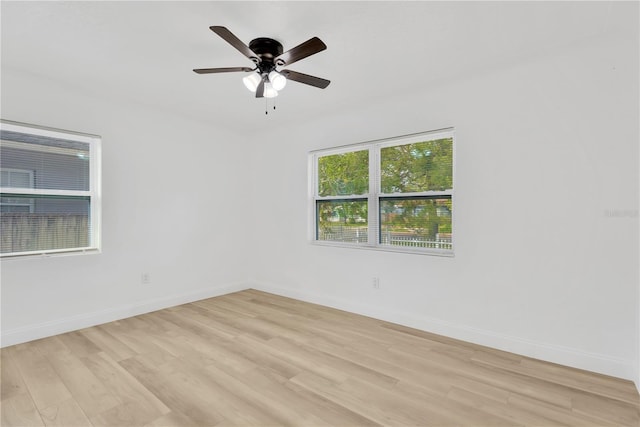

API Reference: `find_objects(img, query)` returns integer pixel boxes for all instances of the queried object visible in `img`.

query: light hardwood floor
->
[1,289,639,426]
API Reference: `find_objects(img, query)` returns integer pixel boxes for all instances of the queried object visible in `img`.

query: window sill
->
[310,240,454,257]
[1,247,101,261]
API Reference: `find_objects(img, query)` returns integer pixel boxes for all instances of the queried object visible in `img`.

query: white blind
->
[1,131,90,191]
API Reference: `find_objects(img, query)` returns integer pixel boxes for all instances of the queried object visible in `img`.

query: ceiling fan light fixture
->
[268,70,287,91]
[264,82,278,98]
[242,73,261,92]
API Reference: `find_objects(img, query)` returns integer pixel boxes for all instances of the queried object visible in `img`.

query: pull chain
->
[265,97,277,115]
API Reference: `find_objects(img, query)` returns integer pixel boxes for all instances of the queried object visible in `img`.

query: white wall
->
[1,67,250,345]
[248,31,639,381]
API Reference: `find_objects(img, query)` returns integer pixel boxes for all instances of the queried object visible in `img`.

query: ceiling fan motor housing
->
[249,38,284,72]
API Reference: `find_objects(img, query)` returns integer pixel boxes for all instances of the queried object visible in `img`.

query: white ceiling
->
[1,1,634,134]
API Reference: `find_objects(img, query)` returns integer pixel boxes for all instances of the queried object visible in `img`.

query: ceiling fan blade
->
[255,76,266,98]
[281,70,330,89]
[275,37,326,67]
[210,26,260,63]
[193,67,253,74]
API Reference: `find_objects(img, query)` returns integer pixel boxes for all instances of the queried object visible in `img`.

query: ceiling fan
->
[193,26,330,98]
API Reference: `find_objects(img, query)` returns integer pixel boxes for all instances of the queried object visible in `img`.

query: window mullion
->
[316,194,370,201]
[368,146,379,246]
[0,188,91,197]
[379,189,453,198]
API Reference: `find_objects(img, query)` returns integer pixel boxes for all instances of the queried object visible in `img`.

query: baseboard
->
[249,281,636,383]
[0,281,248,348]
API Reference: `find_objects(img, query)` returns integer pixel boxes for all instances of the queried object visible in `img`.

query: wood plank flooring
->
[1,289,639,426]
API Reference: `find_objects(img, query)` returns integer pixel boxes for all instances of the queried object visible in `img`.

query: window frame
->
[0,119,102,258]
[309,128,454,256]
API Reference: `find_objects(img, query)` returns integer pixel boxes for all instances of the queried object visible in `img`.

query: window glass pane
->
[0,196,90,254]
[380,137,453,193]
[380,197,452,250]
[316,199,368,243]
[0,130,90,191]
[317,150,368,196]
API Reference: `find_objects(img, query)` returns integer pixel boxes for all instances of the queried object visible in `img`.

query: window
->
[0,120,101,257]
[310,129,453,255]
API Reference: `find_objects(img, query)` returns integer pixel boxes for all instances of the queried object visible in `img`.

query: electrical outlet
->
[141,273,151,284]
[372,277,380,290]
